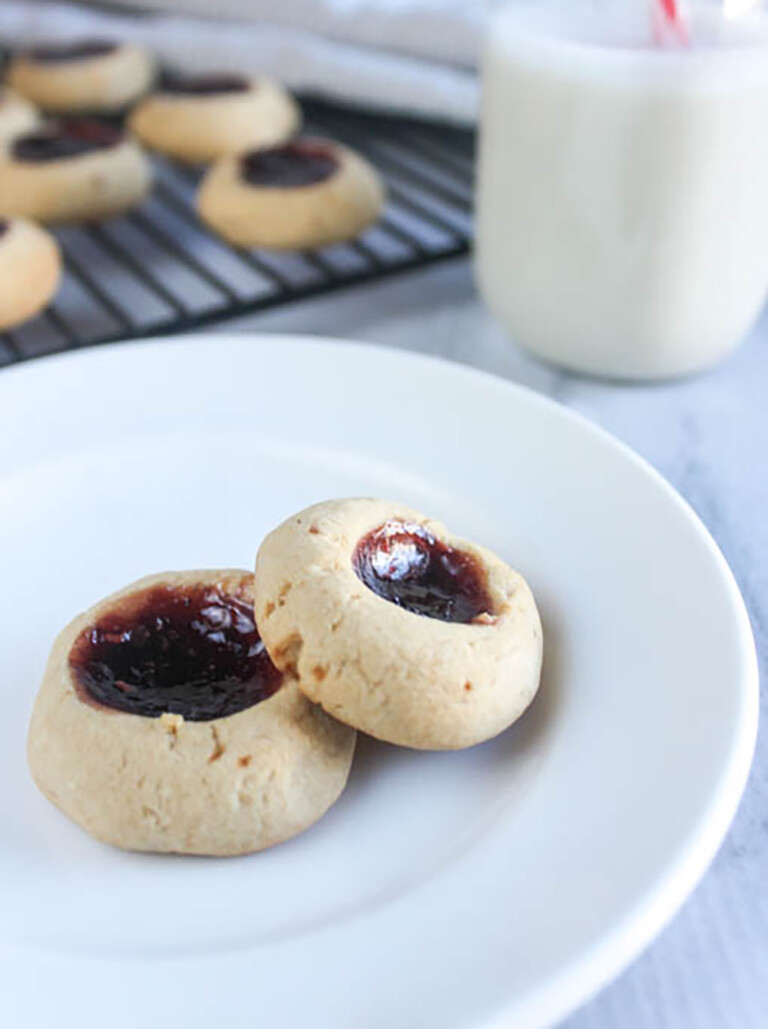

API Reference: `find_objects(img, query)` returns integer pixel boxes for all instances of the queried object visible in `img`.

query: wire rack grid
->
[0,99,475,366]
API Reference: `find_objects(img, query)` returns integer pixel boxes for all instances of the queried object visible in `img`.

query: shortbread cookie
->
[0,119,152,223]
[28,570,356,856]
[0,218,61,329]
[254,499,543,751]
[7,39,155,113]
[0,87,40,142]
[198,137,384,249]
[129,72,299,163]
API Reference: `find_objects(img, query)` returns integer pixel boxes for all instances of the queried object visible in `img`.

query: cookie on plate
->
[7,39,155,113]
[197,137,384,249]
[0,87,40,142]
[0,217,61,330]
[28,570,356,856]
[254,499,543,751]
[0,119,152,223]
[129,72,300,163]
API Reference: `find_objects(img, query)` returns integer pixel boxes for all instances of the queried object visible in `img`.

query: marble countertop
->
[231,257,767,1029]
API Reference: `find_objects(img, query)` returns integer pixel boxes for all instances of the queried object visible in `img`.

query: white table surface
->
[225,257,767,1029]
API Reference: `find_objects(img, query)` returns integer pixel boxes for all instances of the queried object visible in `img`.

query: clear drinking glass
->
[475,0,768,379]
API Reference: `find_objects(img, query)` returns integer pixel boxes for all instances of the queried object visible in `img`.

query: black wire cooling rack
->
[0,99,475,366]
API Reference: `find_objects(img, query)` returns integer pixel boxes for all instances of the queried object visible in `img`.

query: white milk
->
[476,2,768,379]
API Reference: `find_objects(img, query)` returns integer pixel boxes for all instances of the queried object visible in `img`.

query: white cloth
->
[0,0,494,122]
[101,0,488,68]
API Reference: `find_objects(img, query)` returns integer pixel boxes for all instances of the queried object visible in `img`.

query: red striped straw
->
[652,0,689,45]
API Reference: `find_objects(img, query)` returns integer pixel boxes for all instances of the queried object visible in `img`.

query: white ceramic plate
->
[0,336,757,1029]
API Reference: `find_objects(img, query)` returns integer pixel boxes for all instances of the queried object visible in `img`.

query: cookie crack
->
[208,725,225,763]
[275,633,304,679]
[141,804,167,828]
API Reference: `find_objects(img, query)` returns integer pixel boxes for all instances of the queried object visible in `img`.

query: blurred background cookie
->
[7,39,155,113]
[129,72,300,163]
[0,118,152,223]
[0,86,40,142]
[197,137,384,248]
[0,217,61,330]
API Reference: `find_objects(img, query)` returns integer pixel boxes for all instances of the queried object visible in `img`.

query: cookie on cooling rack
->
[197,137,384,249]
[7,39,155,113]
[0,87,40,142]
[0,217,61,330]
[254,498,543,750]
[129,72,300,164]
[0,119,152,223]
[28,569,356,856]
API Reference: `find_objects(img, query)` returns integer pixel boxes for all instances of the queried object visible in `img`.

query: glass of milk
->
[476,0,768,379]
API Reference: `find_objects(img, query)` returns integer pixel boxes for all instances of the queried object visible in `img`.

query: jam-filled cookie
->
[197,137,384,249]
[129,72,299,164]
[7,39,155,113]
[0,87,40,142]
[254,499,543,751]
[28,570,356,856]
[0,217,61,330]
[0,119,152,223]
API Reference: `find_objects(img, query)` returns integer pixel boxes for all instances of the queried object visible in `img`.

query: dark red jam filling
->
[69,583,282,721]
[160,72,251,96]
[240,141,338,189]
[353,521,494,624]
[25,40,118,63]
[13,119,124,162]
